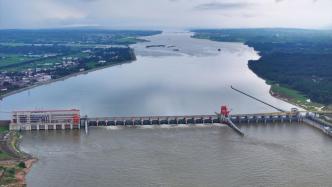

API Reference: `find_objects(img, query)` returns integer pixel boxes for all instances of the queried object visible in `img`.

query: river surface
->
[3,31,332,187]
[21,124,332,187]
[0,31,295,117]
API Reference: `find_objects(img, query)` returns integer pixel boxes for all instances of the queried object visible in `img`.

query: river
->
[3,31,332,186]
[0,31,295,117]
[21,124,332,187]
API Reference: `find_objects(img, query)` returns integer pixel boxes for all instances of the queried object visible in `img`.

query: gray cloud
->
[0,0,331,29]
[275,0,318,2]
[194,2,253,10]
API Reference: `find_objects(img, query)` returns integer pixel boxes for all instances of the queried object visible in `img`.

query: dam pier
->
[81,111,303,127]
[8,107,332,137]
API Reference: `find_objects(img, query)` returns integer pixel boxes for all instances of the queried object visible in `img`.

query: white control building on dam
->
[9,109,81,130]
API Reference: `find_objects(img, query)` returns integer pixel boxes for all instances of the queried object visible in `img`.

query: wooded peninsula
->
[193,28,332,110]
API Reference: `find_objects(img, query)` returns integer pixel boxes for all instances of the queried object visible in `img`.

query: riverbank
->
[268,83,325,111]
[0,60,133,101]
[0,130,36,186]
[192,29,332,111]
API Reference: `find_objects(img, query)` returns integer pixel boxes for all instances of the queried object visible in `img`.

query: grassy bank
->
[0,130,36,186]
[269,82,324,111]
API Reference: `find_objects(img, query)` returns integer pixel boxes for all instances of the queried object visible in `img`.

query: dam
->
[82,112,303,127]
[8,107,332,138]
[9,108,304,130]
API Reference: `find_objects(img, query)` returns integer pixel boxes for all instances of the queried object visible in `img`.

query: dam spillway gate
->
[82,112,304,127]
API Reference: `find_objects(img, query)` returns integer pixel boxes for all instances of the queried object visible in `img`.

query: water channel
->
[3,31,331,187]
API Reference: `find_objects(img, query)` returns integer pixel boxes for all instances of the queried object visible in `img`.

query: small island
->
[145,44,166,48]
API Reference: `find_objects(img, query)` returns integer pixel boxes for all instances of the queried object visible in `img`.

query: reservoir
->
[0,31,295,117]
[3,31,331,186]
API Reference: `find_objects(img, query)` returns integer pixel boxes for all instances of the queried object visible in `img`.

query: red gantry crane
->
[217,105,244,136]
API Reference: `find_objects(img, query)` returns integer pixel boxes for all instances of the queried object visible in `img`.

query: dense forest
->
[193,29,332,106]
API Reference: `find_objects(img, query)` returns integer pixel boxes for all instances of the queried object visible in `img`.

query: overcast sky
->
[0,0,331,29]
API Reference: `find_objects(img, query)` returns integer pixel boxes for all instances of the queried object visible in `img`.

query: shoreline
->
[0,131,37,186]
[269,88,308,112]
[191,34,329,112]
[268,84,326,112]
[0,59,135,184]
[0,60,134,185]
[2,34,303,112]
[0,60,133,101]
[0,49,134,186]
[15,158,38,186]
[0,158,37,187]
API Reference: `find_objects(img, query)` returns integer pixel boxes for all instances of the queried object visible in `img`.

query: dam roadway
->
[81,111,332,137]
[8,108,332,137]
[82,111,304,127]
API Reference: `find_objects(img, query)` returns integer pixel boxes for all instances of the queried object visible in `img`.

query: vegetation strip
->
[192,28,332,111]
[0,126,36,186]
